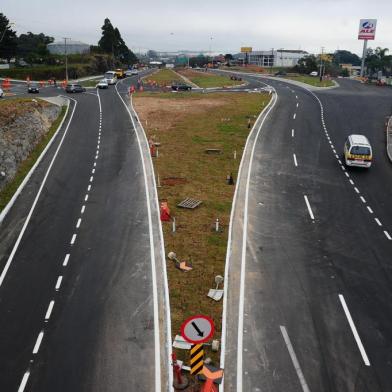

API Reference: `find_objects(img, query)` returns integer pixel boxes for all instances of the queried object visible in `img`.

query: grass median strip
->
[133,91,270,365]
[177,69,245,88]
[284,75,334,87]
[0,102,67,212]
[143,68,183,86]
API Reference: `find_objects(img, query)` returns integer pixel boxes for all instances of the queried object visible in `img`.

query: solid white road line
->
[81,205,86,214]
[280,326,310,392]
[374,218,382,226]
[63,254,70,267]
[293,113,296,120]
[339,294,370,366]
[293,154,298,167]
[45,300,55,320]
[55,276,63,290]
[0,99,77,288]
[304,195,315,220]
[76,218,82,228]
[32,331,44,354]
[367,206,373,214]
[17,372,30,392]
[70,234,77,245]
[384,231,392,240]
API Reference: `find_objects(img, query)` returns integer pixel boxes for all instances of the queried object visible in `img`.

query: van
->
[344,134,372,168]
[104,71,117,85]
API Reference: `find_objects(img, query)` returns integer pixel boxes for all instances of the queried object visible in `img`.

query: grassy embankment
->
[133,91,270,366]
[284,75,334,87]
[0,99,67,212]
[176,69,245,88]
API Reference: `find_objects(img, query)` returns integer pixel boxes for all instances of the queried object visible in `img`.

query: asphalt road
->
[222,74,392,391]
[0,74,166,391]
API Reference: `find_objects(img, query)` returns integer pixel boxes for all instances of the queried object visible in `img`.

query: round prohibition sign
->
[180,315,215,344]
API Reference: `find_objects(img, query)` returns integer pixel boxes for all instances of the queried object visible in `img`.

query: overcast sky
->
[2,0,392,55]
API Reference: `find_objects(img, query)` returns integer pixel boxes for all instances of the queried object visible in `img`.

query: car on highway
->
[171,82,192,91]
[65,84,86,93]
[125,69,139,76]
[28,83,39,93]
[104,71,117,85]
[96,79,109,89]
[344,134,373,168]
[309,71,318,76]
[0,87,3,98]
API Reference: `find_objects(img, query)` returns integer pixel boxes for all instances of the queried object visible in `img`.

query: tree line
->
[0,13,137,66]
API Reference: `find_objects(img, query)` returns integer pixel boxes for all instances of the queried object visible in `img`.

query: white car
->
[309,71,318,76]
[104,71,117,85]
[96,79,108,89]
[125,69,138,76]
[0,87,3,98]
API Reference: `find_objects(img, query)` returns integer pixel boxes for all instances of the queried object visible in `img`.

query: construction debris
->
[168,251,193,272]
[207,275,224,301]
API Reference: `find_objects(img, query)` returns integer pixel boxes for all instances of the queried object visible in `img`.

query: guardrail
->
[387,116,392,162]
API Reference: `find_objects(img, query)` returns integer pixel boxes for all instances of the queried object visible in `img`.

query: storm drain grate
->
[177,198,202,209]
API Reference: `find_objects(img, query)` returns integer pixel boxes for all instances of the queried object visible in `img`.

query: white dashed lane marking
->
[44,300,55,321]
[63,254,70,267]
[304,195,315,220]
[70,234,77,245]
[32,331,44,354]
[55,276,63,291]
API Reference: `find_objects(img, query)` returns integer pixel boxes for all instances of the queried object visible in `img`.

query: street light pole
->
[63,37,70,83]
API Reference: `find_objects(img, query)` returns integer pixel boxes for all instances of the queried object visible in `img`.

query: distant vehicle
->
[309,71,318,76]
[96,79,108,89]
[230,75,242,81]
[65,84,86,93]
[115,68,125,79]
[274,71,287,76]
[171,82,192,91]
[104,71,117,85]
[125,69,139,76]
[344,134,372,168]
[28,83,39,93]
[0,87,3,98]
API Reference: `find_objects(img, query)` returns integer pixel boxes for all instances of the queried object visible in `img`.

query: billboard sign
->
[358,19,377,40]
[241,47,252,53]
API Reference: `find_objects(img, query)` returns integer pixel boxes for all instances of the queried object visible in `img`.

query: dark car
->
[274,71,287,76]
[65,84,86,93]
[171,82,192,91]
[28,83,39,93]
[230,75,242,81]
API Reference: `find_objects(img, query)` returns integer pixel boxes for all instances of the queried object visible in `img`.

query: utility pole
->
[319,46,324,82]
[63,37,70,83]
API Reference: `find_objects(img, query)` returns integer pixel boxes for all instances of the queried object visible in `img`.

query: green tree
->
[293,55,318,74]
[365,47,392,76]
[98,18,137,65]
[333,50,361,66]
[16,32,54,62]
[0,13,17,62]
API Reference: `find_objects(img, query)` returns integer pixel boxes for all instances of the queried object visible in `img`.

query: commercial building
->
[236,49,308,68]
[47,40,90,55]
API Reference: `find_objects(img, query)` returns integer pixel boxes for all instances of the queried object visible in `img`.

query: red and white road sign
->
[180,315,215,344]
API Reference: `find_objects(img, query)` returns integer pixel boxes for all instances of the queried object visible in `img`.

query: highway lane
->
[222,74,392,391]
[0,81,164,391]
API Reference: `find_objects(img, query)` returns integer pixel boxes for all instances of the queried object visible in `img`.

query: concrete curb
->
[115,87,173,391]
[387,116,392,162]
[220,86,278,391]
[0,96,71,224]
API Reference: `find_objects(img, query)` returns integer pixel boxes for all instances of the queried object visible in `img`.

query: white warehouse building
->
[237,49,308,67]
[47,40,90,55]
